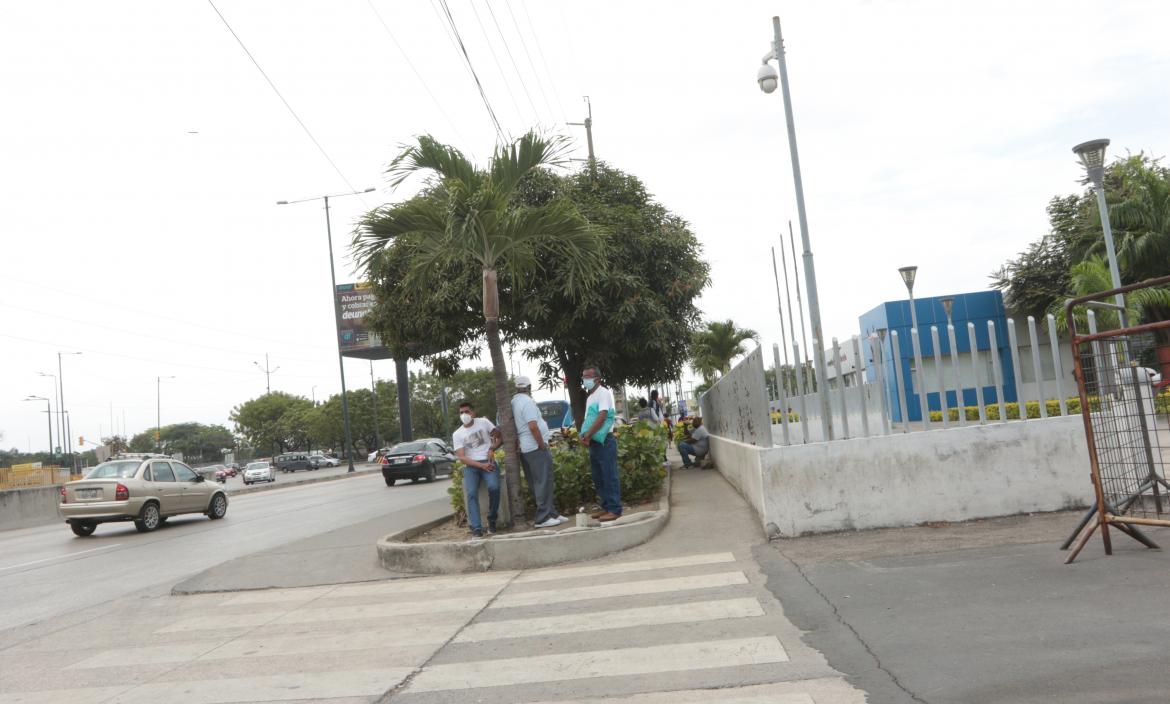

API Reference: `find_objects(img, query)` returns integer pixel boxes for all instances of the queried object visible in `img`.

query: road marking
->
[0,687,131,704]
[326,572,515,599]
[526,679,867,704]
[107,668,414,703]
[0,544,122,573]
[456,597,764,642]
[490,570,749,609]
[513,552,737,583]
[274,595,492,625]
[70,641,229,669]
[405,636,789,693]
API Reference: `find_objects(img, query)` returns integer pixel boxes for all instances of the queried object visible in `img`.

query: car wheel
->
[425,464,436,483]
[208,493,228,520]
[158,517,168,525]
[134,502,161,533]
[384,477,396,487]
[70,522,96,537]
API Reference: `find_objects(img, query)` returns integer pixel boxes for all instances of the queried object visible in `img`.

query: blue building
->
[858,290,1017,422]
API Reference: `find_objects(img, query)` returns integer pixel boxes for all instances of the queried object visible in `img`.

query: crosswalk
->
[0,551,866,703]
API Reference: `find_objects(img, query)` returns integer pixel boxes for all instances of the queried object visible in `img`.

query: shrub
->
[448,420,668,525]
[769,410,801,424]
[926,396,1108,422]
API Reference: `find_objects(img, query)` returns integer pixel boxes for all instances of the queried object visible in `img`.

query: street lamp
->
[36,372,57,458]
[58,351,81,467]
[758,15,833,440]
[899,266,919,332]
[1072,138,1125,317]
[23,396,53,459]
[278,187,375,472]
[157,376,175,453]
[940,297,955,326]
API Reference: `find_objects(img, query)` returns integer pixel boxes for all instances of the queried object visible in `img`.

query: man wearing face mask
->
[578,365,621,521]
[452,400,502,538]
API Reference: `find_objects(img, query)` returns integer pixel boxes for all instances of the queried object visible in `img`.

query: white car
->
[368,447,391,463]
[242,461,275,485]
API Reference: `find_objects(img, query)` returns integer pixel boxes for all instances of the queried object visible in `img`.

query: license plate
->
[394,458,408,465]
[77,488,101,499]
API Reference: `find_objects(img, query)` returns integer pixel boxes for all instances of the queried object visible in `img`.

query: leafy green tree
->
[1049,256,1170,333]
[409,367,497,441]
[355,132,601,521]
[230,392,314,456]
[101,435,129,455]
[691,320,759,380]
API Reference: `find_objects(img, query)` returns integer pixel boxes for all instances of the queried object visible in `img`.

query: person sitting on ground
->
[677,417,710,469]
[635,398,658,422]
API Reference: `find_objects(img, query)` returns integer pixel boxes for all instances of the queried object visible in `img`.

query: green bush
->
[925,396,1116,422]
[448,420,668,525]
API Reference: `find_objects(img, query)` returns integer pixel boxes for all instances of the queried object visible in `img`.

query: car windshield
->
[393,442,428,454]
[85,461,140,479]
[246,462,269,470]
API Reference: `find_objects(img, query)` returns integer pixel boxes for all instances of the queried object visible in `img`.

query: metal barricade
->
[1063,275,1170,564]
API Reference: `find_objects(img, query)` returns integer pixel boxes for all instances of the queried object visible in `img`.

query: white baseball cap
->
[515,375,532,388]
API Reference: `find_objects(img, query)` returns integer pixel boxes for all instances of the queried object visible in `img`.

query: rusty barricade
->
[1063,275,1170,563]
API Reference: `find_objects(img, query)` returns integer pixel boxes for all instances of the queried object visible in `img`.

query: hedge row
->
[927,388,1169,421]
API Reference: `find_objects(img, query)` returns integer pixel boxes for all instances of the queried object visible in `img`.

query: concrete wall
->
[700,346,773,447]
[711,415,1092,537]
[0,485,62,531]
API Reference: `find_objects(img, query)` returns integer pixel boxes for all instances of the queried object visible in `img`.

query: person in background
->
[635,398,657,422]
[579,365,621,521]
[452,400,502,538]
[678,416,711,469]
[512,376,568,528]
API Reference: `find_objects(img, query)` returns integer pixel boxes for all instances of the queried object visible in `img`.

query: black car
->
[381,440,456,486]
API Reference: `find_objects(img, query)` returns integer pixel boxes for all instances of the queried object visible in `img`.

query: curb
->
[226,465,383,497]
[376,467,673,574]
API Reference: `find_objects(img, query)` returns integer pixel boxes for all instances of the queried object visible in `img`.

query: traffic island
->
[376,468,671,574]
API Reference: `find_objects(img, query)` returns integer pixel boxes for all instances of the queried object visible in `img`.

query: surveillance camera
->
[757,64,778,94]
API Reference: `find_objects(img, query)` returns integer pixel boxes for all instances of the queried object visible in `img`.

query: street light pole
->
[1073,139,1125,318]
[277,187,374,473]
[370,360,381,452]
[156,375,174,453]
[58,351,81,466]
[759,16,832,439]
[37,372,56,459]
[24,396,52,458]
[899,266,919,332]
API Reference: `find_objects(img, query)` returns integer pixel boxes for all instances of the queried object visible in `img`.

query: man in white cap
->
[512,376,568,528]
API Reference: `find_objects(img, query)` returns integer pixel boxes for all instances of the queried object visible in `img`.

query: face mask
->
[460,413,473,425]
[582,378,596,391]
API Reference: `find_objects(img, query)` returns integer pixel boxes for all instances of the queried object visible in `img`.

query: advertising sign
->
[335,282,392,360]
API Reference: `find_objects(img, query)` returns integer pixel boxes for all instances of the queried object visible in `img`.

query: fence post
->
[870,334,892,435]
[1047,314,1067,416]
[794,341,809,444]
[988,320,1007,421]
[832,337,850,438]
[931,326,949,429]
[910,328,929,431]
[967,322,987,423]
[1027,316,1048,419]
[948,322,966,426]
[773,343,790,445]
[891,330,911,432]
[1006,318,1026,423]
[852,335,870,437]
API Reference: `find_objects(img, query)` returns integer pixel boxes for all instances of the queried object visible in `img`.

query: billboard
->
[335,282,392,360]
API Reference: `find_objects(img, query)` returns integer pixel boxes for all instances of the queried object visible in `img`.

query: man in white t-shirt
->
[578,365,621,521]
[512,376,568,528]
[678,417,710,469]
[452,400,501,537]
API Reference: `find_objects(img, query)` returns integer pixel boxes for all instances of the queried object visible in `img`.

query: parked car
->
[380,440,456,486]
[223,463,240,477]
[59,457,228,536]
[274,453,314,473]
[243,460,276,485]
[309,455,341,468]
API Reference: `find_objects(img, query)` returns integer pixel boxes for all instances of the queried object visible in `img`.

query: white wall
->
[711,416,1093,536]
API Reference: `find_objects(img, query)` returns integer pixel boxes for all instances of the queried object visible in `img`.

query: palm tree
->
[690,320,759,381]
[354,132,600,522]
[1050,256,1170,333]
[1108,156,1170,282]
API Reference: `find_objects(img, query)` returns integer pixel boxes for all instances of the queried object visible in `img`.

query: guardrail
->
[0,466,75,490]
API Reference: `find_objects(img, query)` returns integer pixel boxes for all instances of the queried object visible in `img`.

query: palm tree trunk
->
[483,268,524,524]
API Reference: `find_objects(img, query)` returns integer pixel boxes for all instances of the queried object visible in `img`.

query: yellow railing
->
[0,465,73,490]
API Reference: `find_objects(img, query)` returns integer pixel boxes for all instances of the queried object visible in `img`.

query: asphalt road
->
[220,459,375,490]
[0,471,453,634]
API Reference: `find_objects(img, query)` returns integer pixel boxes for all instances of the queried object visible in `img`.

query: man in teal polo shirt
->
[578,364,621,521]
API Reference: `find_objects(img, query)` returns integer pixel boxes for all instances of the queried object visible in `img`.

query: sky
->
[2,0,1169,453]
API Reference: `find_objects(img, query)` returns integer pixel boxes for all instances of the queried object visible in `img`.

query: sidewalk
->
[0,460,869,704]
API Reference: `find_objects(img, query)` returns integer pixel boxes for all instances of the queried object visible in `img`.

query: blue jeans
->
[463,461,500,531]
[678,441,706,467]
[588,434,621,516]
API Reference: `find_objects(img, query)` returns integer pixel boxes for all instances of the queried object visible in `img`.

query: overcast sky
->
[3,0,1168,452]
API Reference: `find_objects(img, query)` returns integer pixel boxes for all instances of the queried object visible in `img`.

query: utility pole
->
[370,361,381,452]
[254,353,279,394]
[567,96,595,176]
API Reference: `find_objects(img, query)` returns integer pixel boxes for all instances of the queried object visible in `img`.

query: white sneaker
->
[536,517,562,528]
[555,515,570,525]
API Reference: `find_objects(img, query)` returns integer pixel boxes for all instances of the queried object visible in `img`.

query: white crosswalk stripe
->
[512,551,736,583]
[489,570,749,608]
[405,636,789,693]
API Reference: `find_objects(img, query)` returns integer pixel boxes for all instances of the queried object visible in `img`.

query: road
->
[0,471,452,634]
[220,460,378,490]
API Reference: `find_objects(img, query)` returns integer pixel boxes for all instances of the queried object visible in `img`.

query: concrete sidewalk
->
[756,509,1170,704]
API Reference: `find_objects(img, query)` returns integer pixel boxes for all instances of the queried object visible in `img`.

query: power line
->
[484,0,542,126]
[502,0,557,125]
[206,0,360,194]
[468,0,528,128]
[436,0,506,142]
[365,0,474,151]
[519,0,568,123]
